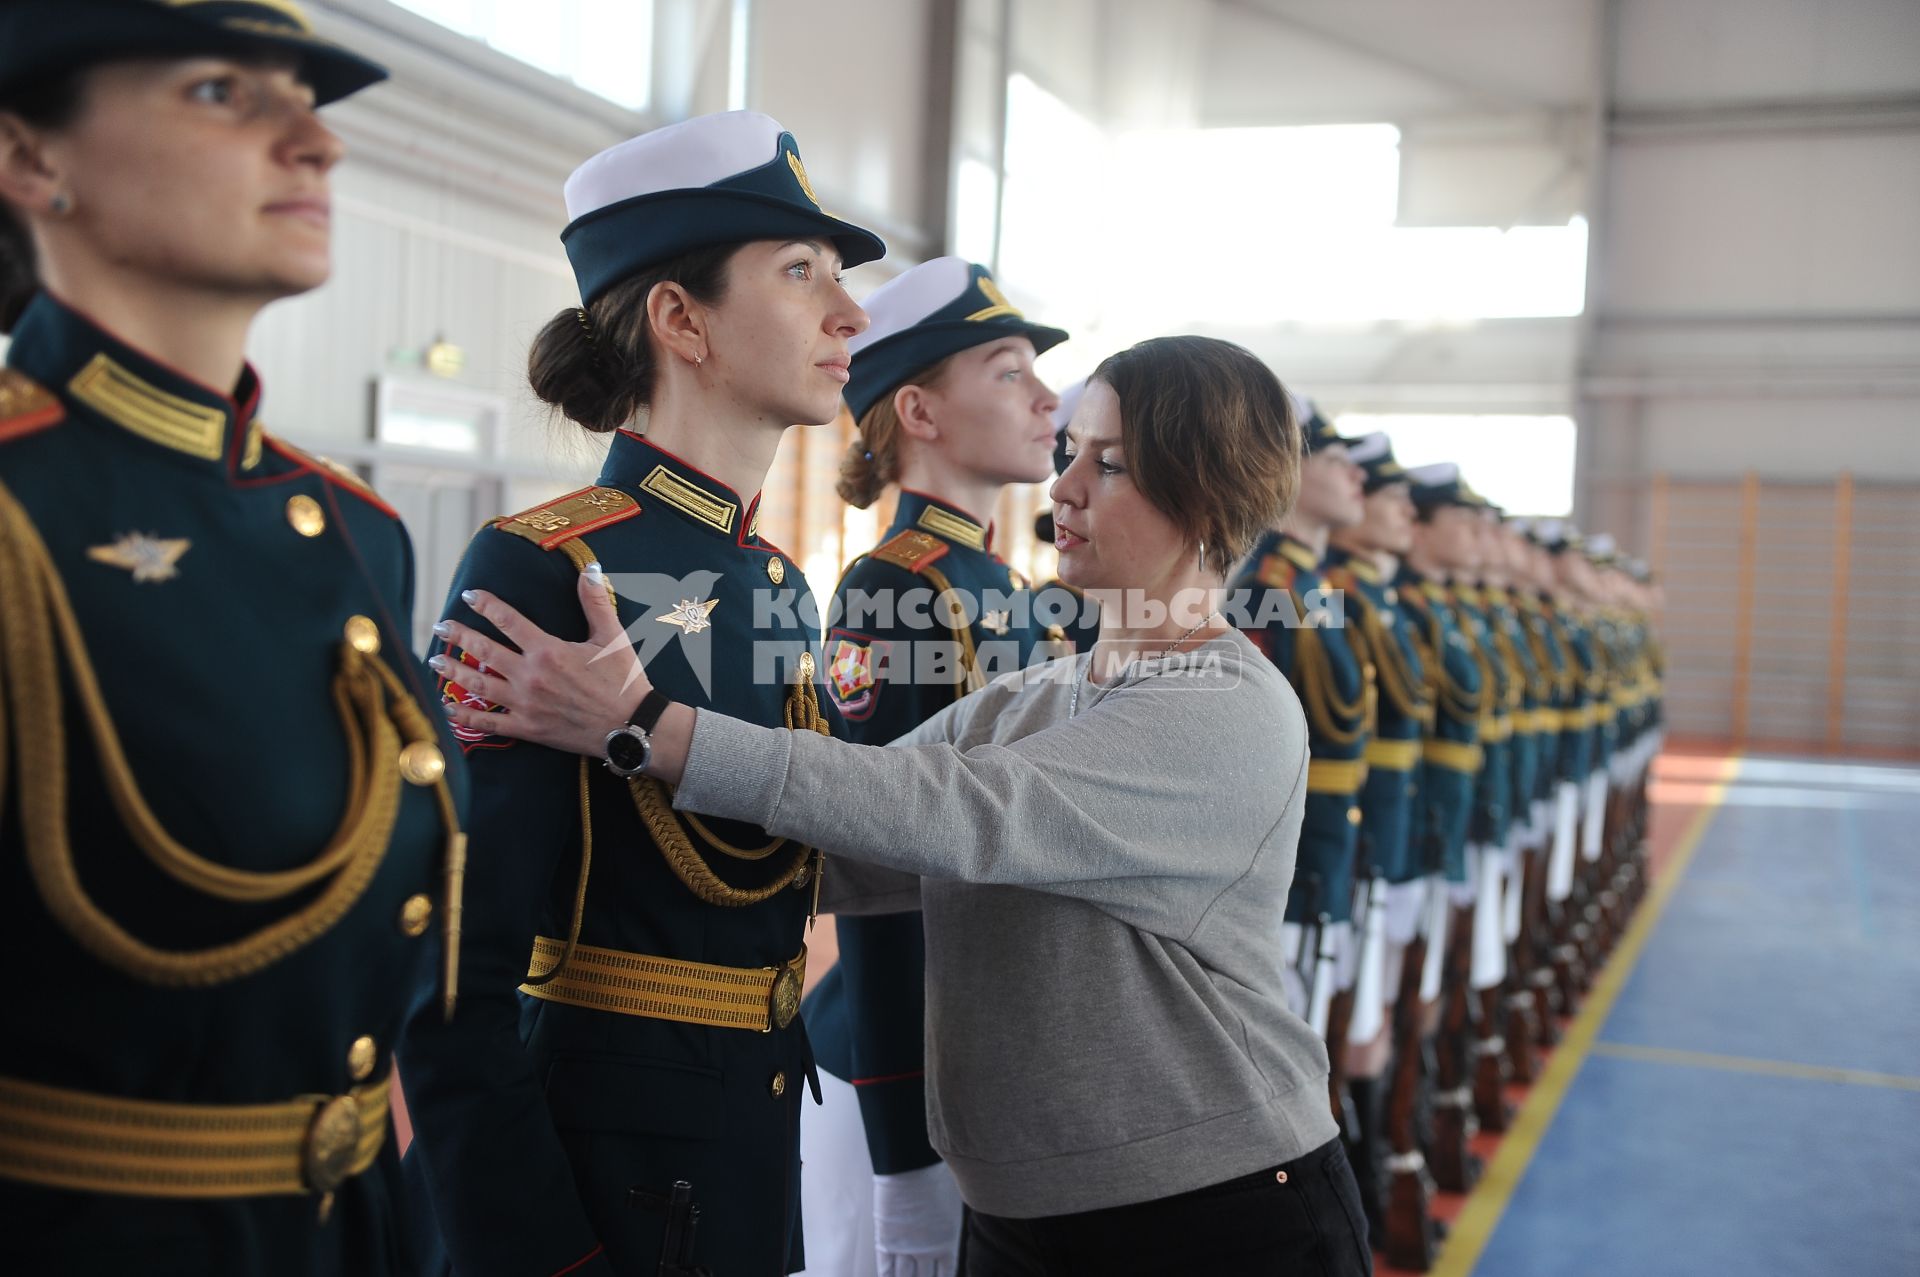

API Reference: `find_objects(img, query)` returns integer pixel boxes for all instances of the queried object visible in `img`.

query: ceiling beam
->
[1215,0,1559,116]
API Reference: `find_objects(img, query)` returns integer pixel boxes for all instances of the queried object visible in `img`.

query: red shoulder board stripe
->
[493,486,641,550]
[0,369,64,442]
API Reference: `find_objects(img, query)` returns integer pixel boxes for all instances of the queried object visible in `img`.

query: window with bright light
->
[394,0,652,111]
[994,76,1588,326]
[1336,414,1578,517]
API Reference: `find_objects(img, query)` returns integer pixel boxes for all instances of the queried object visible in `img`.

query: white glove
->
[873,1161,963,1277]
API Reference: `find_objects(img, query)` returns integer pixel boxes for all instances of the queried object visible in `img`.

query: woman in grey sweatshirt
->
[435,337,1373,1276]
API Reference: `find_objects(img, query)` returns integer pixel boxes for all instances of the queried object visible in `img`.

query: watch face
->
[606,728,650,774]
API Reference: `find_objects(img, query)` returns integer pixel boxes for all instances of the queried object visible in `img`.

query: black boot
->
[1345,1075,1389,1251]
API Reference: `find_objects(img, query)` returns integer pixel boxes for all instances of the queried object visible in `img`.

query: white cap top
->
[1586,532,1617,556]
[1403,462,1460,485]
[1344,431,1391,464]
[1051,377,1086,433]
[564,110,790,222]
[848,256,974,357]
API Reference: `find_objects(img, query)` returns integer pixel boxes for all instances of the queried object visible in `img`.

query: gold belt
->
[1364,738,1420,772]
[1306,758,1369,795]
[1423,739,1485,774]
[0,1072,388,1201]
[522,936,806,1033]
[1481,713,1514,743]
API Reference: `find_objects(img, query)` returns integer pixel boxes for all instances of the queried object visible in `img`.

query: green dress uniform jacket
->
[1551,605,1602,781]
[398,433,834,1277]
[1516,590,1575,808]
[1324,549,1432,885]
[0,293,467,1275]
[806,490,1064,1176]
[1452,585,1515,851]
[1395,569,1482,883]
[1231,532,1371,924]
[1487,587,1545,839]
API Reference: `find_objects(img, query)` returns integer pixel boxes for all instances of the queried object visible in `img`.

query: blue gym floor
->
[1468,754,1920,1277]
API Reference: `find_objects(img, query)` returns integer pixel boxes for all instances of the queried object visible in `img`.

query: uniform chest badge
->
[657,597,720,634]
[982,609,1012,635]
[87,532,191,583]
[825,630,879,720]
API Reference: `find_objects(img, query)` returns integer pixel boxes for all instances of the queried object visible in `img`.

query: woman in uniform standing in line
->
[433,335,1375,1276]
[0,4,466,1272]
[801,255,1068,1277]
[397,111,885,1277]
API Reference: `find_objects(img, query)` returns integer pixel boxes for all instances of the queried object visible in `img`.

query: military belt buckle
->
[301,1092,363,1195]
[764,955,804,1032]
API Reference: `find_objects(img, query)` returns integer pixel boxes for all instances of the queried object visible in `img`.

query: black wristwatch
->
[603,689,671,778]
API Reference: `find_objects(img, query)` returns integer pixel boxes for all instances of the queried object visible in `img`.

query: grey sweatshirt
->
[673,629,1338,1218]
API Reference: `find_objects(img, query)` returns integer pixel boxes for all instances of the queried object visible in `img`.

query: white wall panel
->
[1637,396,1920,479]
[1616,0,1920,105]
[1605,131,1920,316]
[751,0,941,261]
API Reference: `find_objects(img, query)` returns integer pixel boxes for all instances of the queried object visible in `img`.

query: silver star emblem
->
[87,532,191,583]
[657,597,720,634]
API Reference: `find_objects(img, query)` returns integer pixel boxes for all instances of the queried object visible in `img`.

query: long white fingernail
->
[461,589,480,606]
[583,561,605,583]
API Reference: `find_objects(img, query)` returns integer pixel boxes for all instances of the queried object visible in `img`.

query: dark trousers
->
[959,1137,1373,1277]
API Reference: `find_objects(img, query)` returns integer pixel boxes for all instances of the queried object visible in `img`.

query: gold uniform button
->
[287,494,326,538]
[767,557,786,585]
[346,1035,377,1082]
[797,650,815,681]
[344,615,381,655]
[399,741,445,787]
[1348,806,1362,826]
[769,1071,787,1098]
[399,893,434,937]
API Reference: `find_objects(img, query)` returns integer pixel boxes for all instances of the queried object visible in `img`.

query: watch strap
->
[631,688,671,734]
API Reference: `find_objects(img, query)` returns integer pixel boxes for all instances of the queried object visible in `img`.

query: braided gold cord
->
[1356,594,1432,726]
[918,564,989,697]
[630,663,828,908]
[0,476,460,989]
[630,777,816,907]
[1407,594,1483,723]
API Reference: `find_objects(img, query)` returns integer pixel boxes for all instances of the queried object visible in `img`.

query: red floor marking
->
[1371,750,1729,1275]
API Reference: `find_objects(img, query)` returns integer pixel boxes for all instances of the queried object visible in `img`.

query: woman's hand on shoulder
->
[431,564,647,756]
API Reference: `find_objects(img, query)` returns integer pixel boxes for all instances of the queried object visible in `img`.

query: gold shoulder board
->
[0,369,64,443]
[870,528,951,574]
[494,485,640,551]
[1257,554,1295,592]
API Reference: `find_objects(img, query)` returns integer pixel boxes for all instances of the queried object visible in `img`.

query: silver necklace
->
[1071,610,1219,717]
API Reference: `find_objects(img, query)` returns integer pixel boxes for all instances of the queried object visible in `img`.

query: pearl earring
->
[49,192,72,216]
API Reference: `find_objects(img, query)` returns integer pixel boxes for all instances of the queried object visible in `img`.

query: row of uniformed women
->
[0,5,1370,1275]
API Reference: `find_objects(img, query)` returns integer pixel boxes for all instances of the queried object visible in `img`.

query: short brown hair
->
[1090,336,1300,574]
